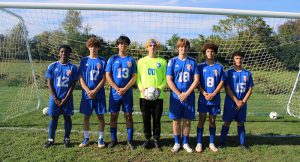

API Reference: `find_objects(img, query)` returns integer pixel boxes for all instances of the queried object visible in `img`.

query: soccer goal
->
[0,2,300,120]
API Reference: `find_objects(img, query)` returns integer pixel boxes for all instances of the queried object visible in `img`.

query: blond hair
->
[145,38,160,48]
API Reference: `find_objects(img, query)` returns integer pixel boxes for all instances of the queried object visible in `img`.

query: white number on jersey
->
[178,72,190,82]
[236,83,246,93]
[90,70,99,81]
[57,76,69,87]
[207,77,214,87]
[117,68,129,78]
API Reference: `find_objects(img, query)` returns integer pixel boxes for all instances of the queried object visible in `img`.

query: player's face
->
[59,48,70,63]
[147,43,158,54]
[233,55,243,67]
[205,48,215,60]
[178,45,188,56]
[88,46,99,56]
[118,40,128,53]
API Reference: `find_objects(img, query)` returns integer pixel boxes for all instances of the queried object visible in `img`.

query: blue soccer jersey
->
[105,54,137,94]
[224,68,254,107]
[198,62,225,105]
[46,61,79,99]
[78,56,106,99]
[166,56,199,97]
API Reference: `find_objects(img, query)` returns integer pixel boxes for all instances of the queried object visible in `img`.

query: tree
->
[166,33,180,52]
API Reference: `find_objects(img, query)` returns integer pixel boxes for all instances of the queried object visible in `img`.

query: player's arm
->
[208,80,224,100]
[157,62,167,96]
[179,74,199,102]
[119,73,137,95]
[136,60,145,96]
[79,76,90,94]
[58,81,77,106]
[242,87,253,105]
[167,75,181,96]
[91,74,106,94]
[106,72,119,91]
[47,78,61,105]
[225,85,243,109]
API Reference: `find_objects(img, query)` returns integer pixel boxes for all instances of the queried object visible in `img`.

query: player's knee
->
[223,122,231,127]
[84,115,91,121]
[237,122,244,126]
[97,115,104,121]
[124,113,133,121]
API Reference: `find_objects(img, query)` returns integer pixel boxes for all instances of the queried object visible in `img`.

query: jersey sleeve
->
[72,65,79,81]
[131,58,137,74]
[78,59,84,77]
[46,63,54,79]
[166,59,174,76]
[249,72,254,88]
[136,59,144,90]
[158,59,167,90]
[105,57,113,73]
[224,70,230,86]
[220,65,225,81]
[194,62,200,76]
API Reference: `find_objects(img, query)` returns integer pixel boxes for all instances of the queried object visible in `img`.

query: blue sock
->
[63,115,72,139]
[48,117,58,140]
[183,135,189,144]
[220,125,230,144]
[238,125,246,145]
[174,135,180,144]
[127,127,133,141]
[197,127,203,144]
[209,127,216,144]
[110,127,117,142]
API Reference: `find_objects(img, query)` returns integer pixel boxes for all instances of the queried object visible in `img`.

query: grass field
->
[1,62,300,161]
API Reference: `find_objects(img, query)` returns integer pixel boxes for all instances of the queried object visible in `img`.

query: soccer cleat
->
[218,143,226,149]
[64,138,71,148]
[154,139,162,151]
[240,144,250,151]
[209,143,218,152]
[171,143,181,153]
[44,139,54,148]
[142,139,151,149]
[79,138,89,147]
[107,141,118,148]
[195,143,203,153]
[183,144,193,153]
[98,138,105,148]
[127,140,135,150]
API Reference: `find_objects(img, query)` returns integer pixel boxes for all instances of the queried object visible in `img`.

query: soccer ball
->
[144,87,159,101]
[269,111,278,119]
[42,107,49,115]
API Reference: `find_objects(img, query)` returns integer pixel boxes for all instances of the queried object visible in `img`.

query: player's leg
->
[196,112,206,153]
[237,122,248,149]
[182,119,193,153]
[208,114,218,152]
[220,104,236,148]
[45,99,59,148]
[108,94,120,148]
[171,119,182,153]
[63,114,72,147]
[95,98,107,148]
[152,99,163,149]
[140,98,152,149]
[79,99,93,147]
[219,121,231,148]
[122,92,135,150]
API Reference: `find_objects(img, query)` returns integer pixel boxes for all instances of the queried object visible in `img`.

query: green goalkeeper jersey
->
[137,56,167,99]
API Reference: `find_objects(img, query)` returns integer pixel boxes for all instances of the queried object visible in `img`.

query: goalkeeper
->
[137,39,167,150]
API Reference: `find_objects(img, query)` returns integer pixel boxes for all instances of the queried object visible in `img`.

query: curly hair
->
[201,43,218,54]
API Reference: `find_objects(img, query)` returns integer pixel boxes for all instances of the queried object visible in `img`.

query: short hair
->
[59,44,72,53]
[145,38,160,48]
[116,35,131,45]
[86,37,102,48]
[202,43,218,54]
[176,38,190,49]
[232,51,245,58]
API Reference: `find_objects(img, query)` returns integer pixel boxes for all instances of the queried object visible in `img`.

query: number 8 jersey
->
[78,56,106,99]
[198,62,225,105]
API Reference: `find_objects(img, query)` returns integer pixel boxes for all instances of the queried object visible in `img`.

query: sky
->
[1,0,299,43]
[1,0,300,13]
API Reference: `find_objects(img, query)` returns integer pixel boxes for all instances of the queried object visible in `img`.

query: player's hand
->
[58,98,66,107]
[118,88,127,96]
[235,100,244,110]
[89,90,97,99]
[53,98,61,106]
[157,88,161,98]
[179,92,188,102]
[141,88,146,97]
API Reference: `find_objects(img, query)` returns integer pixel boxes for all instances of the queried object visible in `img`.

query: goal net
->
[0,3,300,121]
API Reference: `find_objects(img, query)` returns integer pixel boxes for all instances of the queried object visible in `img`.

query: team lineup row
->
[44,35,254,153]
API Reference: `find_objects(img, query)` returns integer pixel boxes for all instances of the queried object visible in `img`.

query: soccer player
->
[219,51,254,150]
[78,37,107,148]
[105,35,137,150]
[196,43,224,153]
[44,45,78,148]
[167,38,199,153]
[137,39,167,150]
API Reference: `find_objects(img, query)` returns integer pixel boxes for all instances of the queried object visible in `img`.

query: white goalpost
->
[0,2,300,120]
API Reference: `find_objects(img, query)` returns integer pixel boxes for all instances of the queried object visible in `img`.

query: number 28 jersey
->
[78,56,106,99]
[105,54,137,94]
[46,61,78,99]
[198,62,225,105]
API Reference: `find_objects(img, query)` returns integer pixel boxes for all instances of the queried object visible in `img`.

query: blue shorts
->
[109,91,133,113]
[198,104,221,116]
[49,96,74,117]
[169,93,195,120]
[222,104,247,123]
[80,97,106,115]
